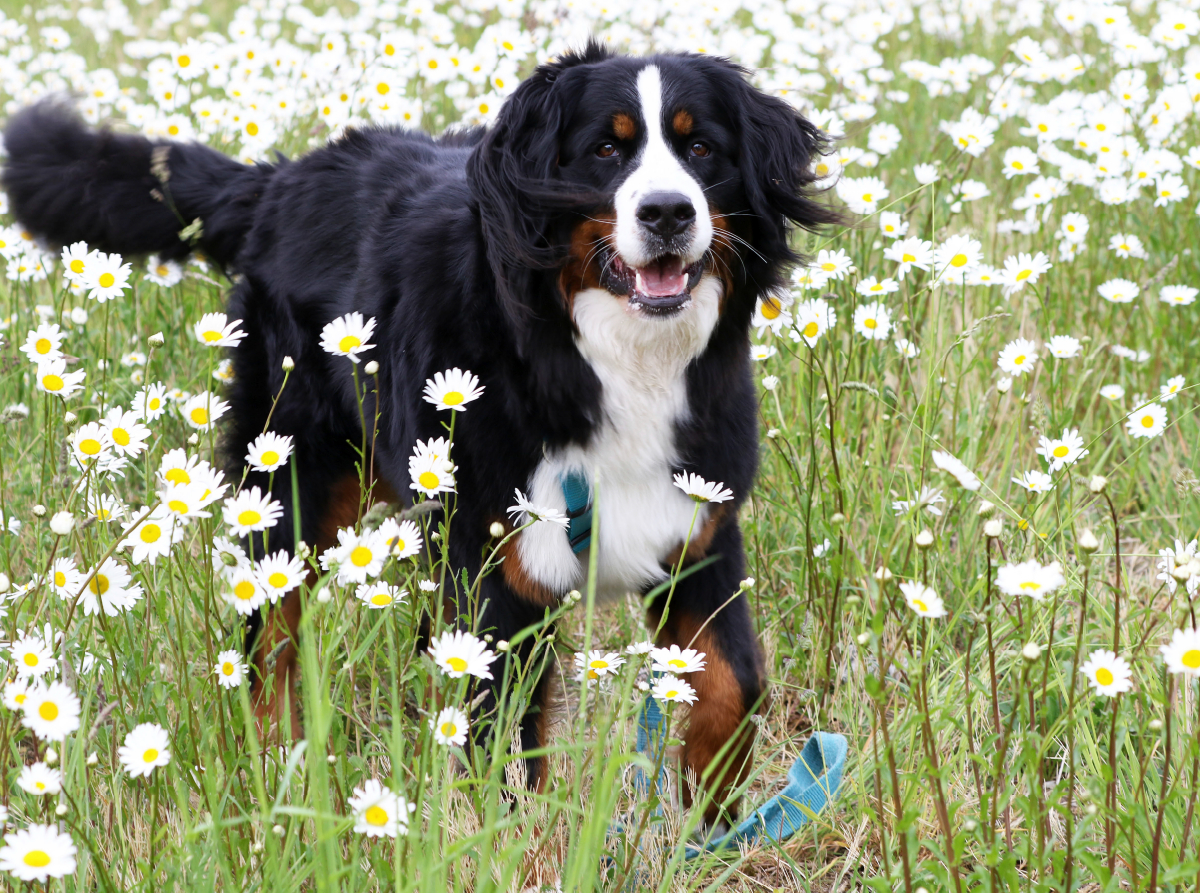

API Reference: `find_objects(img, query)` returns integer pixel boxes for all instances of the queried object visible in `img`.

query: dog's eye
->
[596,143,619,158]
[690,141,711,158]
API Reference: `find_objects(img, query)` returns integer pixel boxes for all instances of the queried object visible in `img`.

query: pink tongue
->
[634,258,687,297]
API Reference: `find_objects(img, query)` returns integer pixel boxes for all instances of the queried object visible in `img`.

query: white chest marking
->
[517,276,723,601]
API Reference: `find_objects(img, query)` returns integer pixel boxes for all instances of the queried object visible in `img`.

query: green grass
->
[0,0,1198,890]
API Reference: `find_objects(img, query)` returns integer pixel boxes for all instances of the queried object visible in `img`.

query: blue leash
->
[633,689,848,858]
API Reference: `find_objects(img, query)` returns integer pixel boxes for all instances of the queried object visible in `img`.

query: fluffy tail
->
[2,100,272,268]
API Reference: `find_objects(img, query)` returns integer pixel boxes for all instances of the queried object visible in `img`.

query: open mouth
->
[601,251,705,314]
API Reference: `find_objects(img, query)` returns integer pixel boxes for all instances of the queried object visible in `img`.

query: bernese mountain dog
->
[3,43,836,823]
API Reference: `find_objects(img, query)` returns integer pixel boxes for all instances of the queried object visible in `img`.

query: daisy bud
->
[995,377,1012,394]
[766,428,780,439]
[252,841,264,853]
[272,824,285,836]
[32,504,46,517]
[148,331,165,347]
[0,573,9,594]
[496,640,509,652]
[63,411,77,426]
[45,747,58,765]
[86,752,98,766]
[1172,564,1192,582]
[297,540,310,559]
[55,804,68,816]
[483,634,493,642]
[220,550,238,567]
[916,887,930,893]
[963,819,978,832]
[1088,474,1108,493]
[316,587,332,604]
[187,433,199,445]
[1086,804,1098,816]
[845,594,861,605]
[327,754,337,764]
[1077,528,1099,552]
[637,681,649,692]
[1149,718,1163,731]
[49,511,74,535]
[431,531,441,542]
[830,512,845,525]
[740,577,755,591]
[281,356,295,371]
[364,360,379,375]
[915,529,934,549]
[977,500,996,517]
[489,521,505,538]
[1022,642,1042,661]
[567,589,581,604]
[984,519,1003,538]
[1188,558,1200,577]
[874,566,893,581]
[856,632,871,645]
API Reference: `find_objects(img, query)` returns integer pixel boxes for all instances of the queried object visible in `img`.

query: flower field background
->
[0,0,1199,889]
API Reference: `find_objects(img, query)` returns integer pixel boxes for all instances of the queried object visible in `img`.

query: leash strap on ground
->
[634,691,848,859]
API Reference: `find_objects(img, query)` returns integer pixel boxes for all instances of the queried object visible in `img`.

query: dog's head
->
[467,44,838,333]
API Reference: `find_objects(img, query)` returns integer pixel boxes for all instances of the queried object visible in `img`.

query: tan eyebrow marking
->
[672,109,694,136]
[612,112,636,141]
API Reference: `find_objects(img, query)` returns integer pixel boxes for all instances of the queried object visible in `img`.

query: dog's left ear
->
[719,63,842,263]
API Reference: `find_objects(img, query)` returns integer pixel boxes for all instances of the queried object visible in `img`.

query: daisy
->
[158,448,203,486]
[180,392,230,431]
[423,368,484,411]
[1126,404,1167,438]
[1058,212,1089,243]
[1160,375,1185,401]
[118,507,176,566]
[1100,384,1126,401]
[895,337,920,358]
[431,706,469,746]
[16,763,62,796]
[507,489,570,527]
[193,312,247,348]
[791,298,837,347]
[997,338,1038,376]
[672,472,733,504]
[48,557,82,600]
[995,560,1066,600]
[212,359,235,383]
[573,650,626,680]
[320,311,376,363]
[884,237,933,280]
[1002,145,1040,178]
[853,302,892,340]
[749,343,776,361]
[356,582,406,608]
[0,824,76,882]
[855,276,899,297]
[409,438,457,498]
[83,251,131,302]
[224,567,267,615]
[1098,278,1139,304]
[836,175,888,214]
[1160,628,1200,676]
[59,241,94,283]
[19,324,64,363]
[811,248,852,281]
[999,251,1051,293]
[320,527,388,584]
[649,645,706,674]
[376,517,423,559]
[958,180,990,201]
[70,421,113,470]
[160,482,215,520]
[1047,335,1082,358]
[878,211,908,239]
[428,629,499,680]
[348,779,414,838]
[144,255,184,287]
[1108,233,1147,259]
[1154,173,1188,206]
[134,382,169,421]
[245,431,293,472]
[933,234,982,282]
[78,558,144,617]
[1035,428,1089,471]
[912,163,939,184]
[1080,650,1133,697]
[1012,470,1054,493]
[214,650,246,688]
[752,292,792,336]
[118,722,171,778]
[87,493,126,525]
[9,632,57,680]
[651,674,697,704]
[1160,285,1197,306]
[2,679,31,712]
[931,450,982,490]
[222,487,283,537]
[102,407,151,458]
[255,551,305,602]
[35,358,86,398]
[21,681,81,740]
[899,581,946,618]
[891,485,946,517]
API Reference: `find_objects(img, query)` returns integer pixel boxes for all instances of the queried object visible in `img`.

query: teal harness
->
[560,470,593,553]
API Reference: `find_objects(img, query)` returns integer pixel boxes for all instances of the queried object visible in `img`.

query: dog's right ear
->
[467,44,609,327]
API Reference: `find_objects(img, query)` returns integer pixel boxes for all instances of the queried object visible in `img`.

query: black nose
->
[636,192,696,236]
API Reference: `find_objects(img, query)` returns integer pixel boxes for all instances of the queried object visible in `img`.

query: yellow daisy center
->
[668,658,686,668]
[861,192,873,202]
[23,851,50,868]
[1014,355,1026,365]
[54,572,66,586]
[1095,667,1114,686]
[202,330,223,343]
[1016,269,1031,281]
[43,373,65,391]
[1019,581,1041,590]
[1182,649,1200,669]
[665,688,679,698]
[803,321,818,338]
[1142,415,1155,428]
[761,298,781,320]
[222,661,234,675]
[912,599,928,613]
[950,253,968,267]
[864,318,877,329]
[39,702,58,721]
[35,337,51,353]
[351,546,373,567]
[246,122,259,136]
[442,390,464,406]
[191,408,209,425]
[238,509,262,526]
[902,253,915,263]
[70,259,85,274]
[590,659,609,669]
[234,580,256,601]
[178,54,190,67]
[268,572,288,589]
[98,272,115,288]
[447,656,468,673]
[90,574,110,595]
[261,450,279,465]
[419,471,440,490]
[338,335,361,352]
[820,262,836,272]
[113,428,130,446]
[440,721,457,737]
[371,593,392,606]
[23,654,38,667]
[143,748,159,763]
[140,524,161,543]
[1053,446,1069,458]
[168,500,188,513]
[377,82,390,94]
[365,805,388,826]
[166,468,190,484]
[80,438,102,456]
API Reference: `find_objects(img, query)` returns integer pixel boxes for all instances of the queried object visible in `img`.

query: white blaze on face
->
[613,65,713,271]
